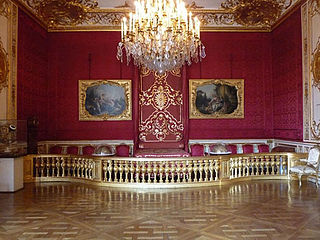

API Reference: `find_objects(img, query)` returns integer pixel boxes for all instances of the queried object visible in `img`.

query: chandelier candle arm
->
[117,0,206,74]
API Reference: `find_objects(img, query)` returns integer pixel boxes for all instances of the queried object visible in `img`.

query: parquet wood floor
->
[0,180,320,240]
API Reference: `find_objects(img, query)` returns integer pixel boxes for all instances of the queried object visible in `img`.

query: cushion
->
[135,149,190,158]
[242,144,254,154]
[258,144,270,153]
[66,146,78,155]
[139,141,184,149]
[290,165,316,175]
[49,146,63,154]
[226,144,238,154]
[82,146,95,155]
[116,145,130,157]
[190,144,204,156]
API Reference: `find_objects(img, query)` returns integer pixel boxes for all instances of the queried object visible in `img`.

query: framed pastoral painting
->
[189,79,244,119]
[79,80,132,121]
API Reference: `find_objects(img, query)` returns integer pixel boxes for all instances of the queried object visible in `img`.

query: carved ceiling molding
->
[17,0,299,32]
[0,0,10,18]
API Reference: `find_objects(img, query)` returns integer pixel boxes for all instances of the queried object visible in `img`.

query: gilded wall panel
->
[302,0,320,142]
[0,0,17,120]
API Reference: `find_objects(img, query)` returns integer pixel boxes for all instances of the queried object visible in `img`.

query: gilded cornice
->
[15,0,302,32]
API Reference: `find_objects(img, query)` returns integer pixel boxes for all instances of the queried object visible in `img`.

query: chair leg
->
[298,175,302,188]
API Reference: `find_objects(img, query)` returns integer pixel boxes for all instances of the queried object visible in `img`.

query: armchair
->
[290,147,320,188]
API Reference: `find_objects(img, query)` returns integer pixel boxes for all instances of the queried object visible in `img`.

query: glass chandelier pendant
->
[116,0,206,74]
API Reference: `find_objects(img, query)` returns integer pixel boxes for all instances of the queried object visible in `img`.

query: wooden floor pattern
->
[0,180,320,240]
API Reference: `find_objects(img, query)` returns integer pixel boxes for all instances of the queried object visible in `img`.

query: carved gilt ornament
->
[312,38,320,90]
[0,0,10,18]
[18,0,296,31]
[24,0,98,27]
[0,39,9,93]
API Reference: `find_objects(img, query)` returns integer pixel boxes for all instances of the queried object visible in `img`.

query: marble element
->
[0,157,23,192]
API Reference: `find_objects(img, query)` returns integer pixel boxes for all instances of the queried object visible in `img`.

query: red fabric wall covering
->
[47,32,137,140]
[272,10,303,141]
[17,9,48,140]
[188,32,273,139]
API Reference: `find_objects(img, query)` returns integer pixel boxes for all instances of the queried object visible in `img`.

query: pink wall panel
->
[272,10,303,140]
[47,32,137,140]
[188,32,273,139]
[17,10,48,140]
[17,7,303,142]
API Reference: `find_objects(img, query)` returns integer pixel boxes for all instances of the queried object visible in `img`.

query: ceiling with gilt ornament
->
[14,0,301,31]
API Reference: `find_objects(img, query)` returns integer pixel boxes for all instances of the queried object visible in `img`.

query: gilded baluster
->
[165,163,170,183]
[208,159,213,181]
[61,158,65,177]
[80,158,84,178]
[182,161,187,183]
[114,160,119,182]
[118,161,123,183]
[124,161,129,183]
[265,156,270,175]
[198,160,204,182]
[107,159,112,182]
[51,157,56,176]
[159,163,164,183]
[274,155,278,175]
[102,160,107,182]
[66,157,71,176]
[214,160,219,181]
[229,158,234,178]
[176,161,181,183]
[72,158,76,177]
[35,157,40,177]
[171,161,177,183]
[193,161,199,182]
[45,157,50,177]
[39,157,44,177]
[56,157,61,177]
[188,161,193,182]
[203,160,209,182]
[239,157,244,177]
[245,158,250,176]
[84,159,88,178]
[129,161,134,183]
[147,161,152,183]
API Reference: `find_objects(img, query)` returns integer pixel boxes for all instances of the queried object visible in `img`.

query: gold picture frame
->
[189,79,244,119]
[79,79,132,121]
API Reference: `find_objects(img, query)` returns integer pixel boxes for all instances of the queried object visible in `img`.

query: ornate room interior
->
[0,0,320,239]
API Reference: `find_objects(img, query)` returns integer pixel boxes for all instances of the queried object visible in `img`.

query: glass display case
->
[0,119,27,157]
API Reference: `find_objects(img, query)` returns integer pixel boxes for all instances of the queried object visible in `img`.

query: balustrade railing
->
[23,153,302,187]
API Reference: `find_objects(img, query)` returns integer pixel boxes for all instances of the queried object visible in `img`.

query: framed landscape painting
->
[189,79,244,119]
[79,80,132,121]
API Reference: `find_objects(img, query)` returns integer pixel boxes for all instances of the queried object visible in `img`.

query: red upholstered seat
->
[258,144,270,153]
[49,146,63,154]
[82,146,95,155]
[66,146,78,155]
[135,149,190,158]
[242,144,254,154]
[116,145,130,157]
[190,144,205,156]
[226,144,238,154]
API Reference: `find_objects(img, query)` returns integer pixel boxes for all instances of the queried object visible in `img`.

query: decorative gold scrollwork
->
[24,0,98,27]
[0,0,10,18]
[311,121,320,140]
[139,72,184,142]
[0,38,9,93]
[312,38,320,91]
[221,0,292,27]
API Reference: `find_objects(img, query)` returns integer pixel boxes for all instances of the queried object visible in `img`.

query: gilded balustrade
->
[23,153,303,188]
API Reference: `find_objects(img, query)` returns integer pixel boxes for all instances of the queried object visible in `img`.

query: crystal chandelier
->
[116,0,206,74]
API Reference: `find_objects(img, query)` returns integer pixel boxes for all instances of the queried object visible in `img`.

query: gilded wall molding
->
[0,38,9,93]
[0,0,10,18]
[16,0,299,32]
[302,0,320,142]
